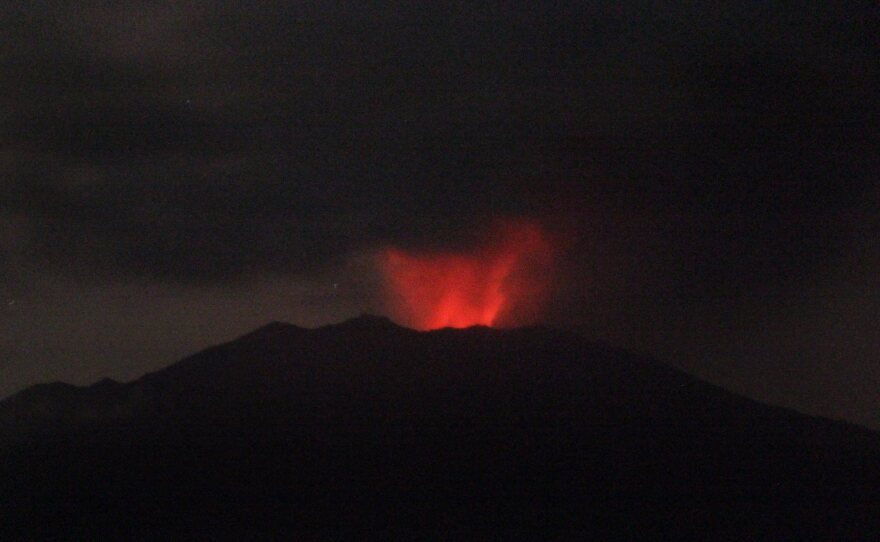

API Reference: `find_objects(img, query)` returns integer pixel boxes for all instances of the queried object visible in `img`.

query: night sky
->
[1,2,878,428]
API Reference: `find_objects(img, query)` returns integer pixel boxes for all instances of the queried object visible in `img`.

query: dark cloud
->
[2,2,876,284]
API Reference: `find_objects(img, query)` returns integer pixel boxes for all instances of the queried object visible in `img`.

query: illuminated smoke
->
[378,220,554,330]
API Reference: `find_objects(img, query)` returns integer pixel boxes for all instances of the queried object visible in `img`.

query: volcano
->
[2,315,879,539]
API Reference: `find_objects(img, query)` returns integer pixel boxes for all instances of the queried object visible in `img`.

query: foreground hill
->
[2,315,878,539]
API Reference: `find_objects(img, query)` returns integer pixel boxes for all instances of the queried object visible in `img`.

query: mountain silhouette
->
[2,315,879,539]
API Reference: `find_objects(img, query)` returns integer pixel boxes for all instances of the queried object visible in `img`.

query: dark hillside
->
[2,316,878,539]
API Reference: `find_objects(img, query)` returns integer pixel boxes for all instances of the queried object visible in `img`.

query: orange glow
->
[378,221,554,330]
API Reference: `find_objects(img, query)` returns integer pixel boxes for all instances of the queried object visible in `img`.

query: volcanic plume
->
[378,220,555,330]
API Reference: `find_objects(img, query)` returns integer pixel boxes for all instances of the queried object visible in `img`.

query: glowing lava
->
[379,221,554,330]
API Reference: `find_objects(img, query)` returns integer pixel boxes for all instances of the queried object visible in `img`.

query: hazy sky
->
[1,2,878,428]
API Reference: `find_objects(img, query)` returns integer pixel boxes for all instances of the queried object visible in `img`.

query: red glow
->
[379,221,554,330]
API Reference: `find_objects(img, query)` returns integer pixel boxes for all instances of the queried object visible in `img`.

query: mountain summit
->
[2,318,879,538]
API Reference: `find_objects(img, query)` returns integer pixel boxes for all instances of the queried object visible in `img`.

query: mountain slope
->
[1,315,879,539]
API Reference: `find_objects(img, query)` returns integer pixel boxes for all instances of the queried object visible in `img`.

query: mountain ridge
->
[2,315,879,538]
[2,314,877,435]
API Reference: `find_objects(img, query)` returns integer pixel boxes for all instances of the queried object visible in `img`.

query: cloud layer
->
[2,2,875,286]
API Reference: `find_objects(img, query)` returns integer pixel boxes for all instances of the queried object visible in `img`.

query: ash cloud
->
[1,2,874,287]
